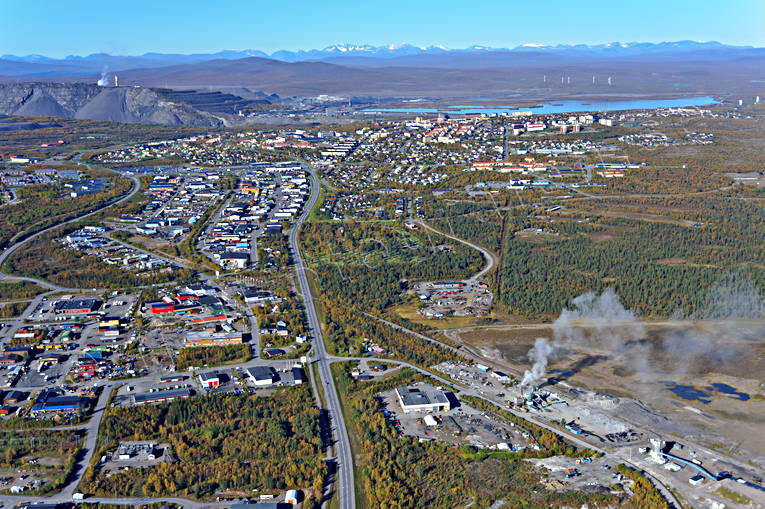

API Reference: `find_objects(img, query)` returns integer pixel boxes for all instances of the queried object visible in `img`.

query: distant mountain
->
[3,40,760,77]
[0,41,763,122]
[73,50,764,99]
[0,50,272,77]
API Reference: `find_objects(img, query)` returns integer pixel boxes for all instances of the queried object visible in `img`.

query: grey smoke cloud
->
[521,288,642,388]
[519,269,765,388]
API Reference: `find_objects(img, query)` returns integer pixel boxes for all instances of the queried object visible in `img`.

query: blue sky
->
[2,0,764,57]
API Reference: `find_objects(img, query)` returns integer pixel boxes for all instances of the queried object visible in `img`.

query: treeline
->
[81,389,325,501]
[0,429,82,469]
[431,212,504,253]
[257,233,291,271]
[332,363,618,509]
[325,302,457,365]
[175,344,251,370]
[0,302,27,318]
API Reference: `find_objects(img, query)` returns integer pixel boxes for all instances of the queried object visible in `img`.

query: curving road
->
[289,163,356,509]
[415,219,496,282]
[0,164,141,290]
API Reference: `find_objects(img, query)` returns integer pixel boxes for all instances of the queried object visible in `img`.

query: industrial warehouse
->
[394,384,451,414]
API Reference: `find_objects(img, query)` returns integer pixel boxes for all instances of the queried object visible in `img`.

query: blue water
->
[664,383,713,404]
[365,96,718,115]
[664,381,750,404]
[706,383,750,401]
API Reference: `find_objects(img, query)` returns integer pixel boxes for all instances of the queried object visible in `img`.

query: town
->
[1,9,765,507]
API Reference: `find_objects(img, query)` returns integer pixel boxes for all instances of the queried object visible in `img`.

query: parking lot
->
[378,387,533,450]
[412,281,493,318]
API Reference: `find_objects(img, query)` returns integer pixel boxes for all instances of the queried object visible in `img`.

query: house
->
[597,169,625,178]
[291,367,304,385]
[262,348,285,358]
[31,390,89,414]
[0,354,23,365]
[242,288,279,305]
[395,385,451,414]
[3,345,32,358]
[230,503,291,509]
[147,300,175,314]
[246,366,276,386]
[198,372,220,389]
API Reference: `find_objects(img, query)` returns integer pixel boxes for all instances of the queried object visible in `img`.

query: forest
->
[332,362,619,509]
[300,221,480,363]
[416,186,765,318]
[80,388,326,503]
[615,464,671,509]
[498,198,765,318]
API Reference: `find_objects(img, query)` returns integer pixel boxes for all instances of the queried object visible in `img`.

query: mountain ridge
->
[2,40,759,75]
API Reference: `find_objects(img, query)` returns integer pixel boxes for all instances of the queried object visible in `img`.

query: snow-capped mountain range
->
[0,41,761,78]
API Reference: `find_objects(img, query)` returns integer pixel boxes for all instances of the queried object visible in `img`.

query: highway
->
[289,163,356,509]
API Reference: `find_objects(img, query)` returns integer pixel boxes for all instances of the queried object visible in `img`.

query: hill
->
[0,83,224,126]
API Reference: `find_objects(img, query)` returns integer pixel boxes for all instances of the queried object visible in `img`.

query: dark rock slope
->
[0,82,223,126]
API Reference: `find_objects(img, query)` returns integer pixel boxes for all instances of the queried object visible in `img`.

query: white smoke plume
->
[521,269,765,387]
[521,337,554,388]
[520,288,644,389]
[553,288,645,352]
[97,68,109,87]
[518,270,765,389]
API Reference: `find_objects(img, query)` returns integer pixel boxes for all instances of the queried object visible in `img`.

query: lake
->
[365,96,718,115]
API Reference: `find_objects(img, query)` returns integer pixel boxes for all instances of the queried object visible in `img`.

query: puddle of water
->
[706,383,750,401]
[664,382,712,404]
[663,381,750,404]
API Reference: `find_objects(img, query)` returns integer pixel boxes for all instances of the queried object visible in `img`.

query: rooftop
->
[396,385,449,407]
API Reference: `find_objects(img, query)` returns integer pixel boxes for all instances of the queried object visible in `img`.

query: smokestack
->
[114,75,118,87]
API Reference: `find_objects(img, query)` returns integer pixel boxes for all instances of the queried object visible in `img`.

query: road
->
[415,218,496,282]
[106,232,194,270]
[0,167,141,290]
[289,163,356,509]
